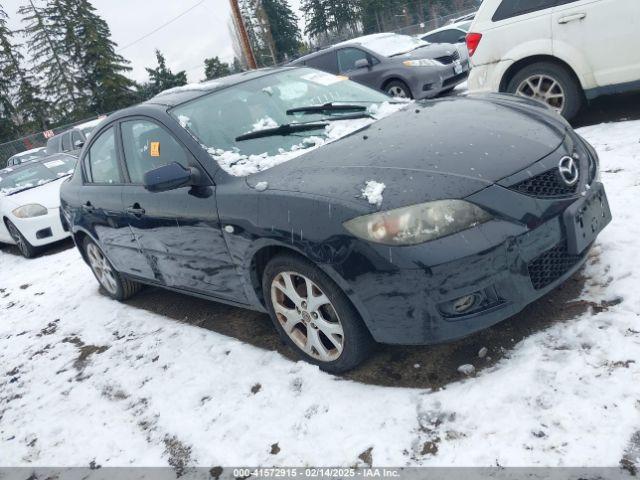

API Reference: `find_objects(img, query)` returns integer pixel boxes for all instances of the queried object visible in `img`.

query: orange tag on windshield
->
[150,142,160,157]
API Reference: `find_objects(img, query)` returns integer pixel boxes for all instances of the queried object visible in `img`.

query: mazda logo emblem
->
[559,156,579,186]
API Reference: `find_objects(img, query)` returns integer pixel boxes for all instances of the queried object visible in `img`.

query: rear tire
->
[5,219,37,258]
[82,237,141,301]
[262,253,374,373]
[385,80,413,99]
[506,61,583,120]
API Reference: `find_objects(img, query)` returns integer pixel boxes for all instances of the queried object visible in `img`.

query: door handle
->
[82,202,95,213]
[558,13,586,24]
[126,204,146,218]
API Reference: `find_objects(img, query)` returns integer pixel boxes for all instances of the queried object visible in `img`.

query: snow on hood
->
[1,176,67,209]
[209,102,408,177]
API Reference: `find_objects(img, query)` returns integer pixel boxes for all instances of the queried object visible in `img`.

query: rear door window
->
[85,127,121,184]
[120,119,190,184]
[493,0,557,21]
[305,51,339,74]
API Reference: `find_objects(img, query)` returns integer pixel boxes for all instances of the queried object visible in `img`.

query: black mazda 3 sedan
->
[60,67,612,373]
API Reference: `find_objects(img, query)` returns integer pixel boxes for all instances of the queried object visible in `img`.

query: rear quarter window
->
[493,0,557,21]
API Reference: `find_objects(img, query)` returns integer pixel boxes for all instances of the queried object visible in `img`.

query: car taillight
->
[466,32,482,57]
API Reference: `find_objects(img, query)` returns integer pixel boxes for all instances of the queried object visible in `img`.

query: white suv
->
[466,0,640,119]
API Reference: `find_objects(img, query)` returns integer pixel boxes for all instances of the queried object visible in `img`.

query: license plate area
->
[453,60,463,74]
[563,184,612,255]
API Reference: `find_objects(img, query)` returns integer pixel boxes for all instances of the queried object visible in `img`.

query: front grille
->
[511,168,579,198]
[528,243,584,290]
[435,50,461,65]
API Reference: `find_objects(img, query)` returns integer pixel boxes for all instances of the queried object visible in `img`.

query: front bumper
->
[9,208,71,247]
[330,177,608,345]
[412,61,470,99]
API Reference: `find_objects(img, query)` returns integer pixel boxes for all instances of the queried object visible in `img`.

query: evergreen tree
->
[63,0,136,114]
[301,0,329,39]
[0,3,49,132]
[143,50,187,97]
[18,0,79,121]
[261,0,301,63]
[204,56,231,80]
[232,57,244,73]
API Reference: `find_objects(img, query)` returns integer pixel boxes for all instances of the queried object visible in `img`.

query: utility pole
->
[229,0,257,70]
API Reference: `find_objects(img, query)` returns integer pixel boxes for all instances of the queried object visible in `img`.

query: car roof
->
[144,68,288,108]
[1,153,75,175]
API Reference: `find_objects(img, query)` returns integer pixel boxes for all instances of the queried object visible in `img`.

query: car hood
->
[247,94,568,210]
[2,177,67,210]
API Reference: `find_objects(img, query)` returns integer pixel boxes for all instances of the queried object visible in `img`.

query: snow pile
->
[210,102,406,177]
[361,180,386,207]
[0,120,639,470]
[251,116,279,131]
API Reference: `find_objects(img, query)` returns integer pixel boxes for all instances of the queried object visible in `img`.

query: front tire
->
[385,80,413,99]
[83,237,141,301]
[507,61,583,120]
[263,254,374,373]
[6,220,37,258]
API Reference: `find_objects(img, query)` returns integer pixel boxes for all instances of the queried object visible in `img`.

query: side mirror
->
[354,58,371,69]
[458,35,467,43]
[74,140,85,149]
[144,162,196,193]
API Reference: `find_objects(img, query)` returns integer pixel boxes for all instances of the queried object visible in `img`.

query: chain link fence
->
[308,6,477,50]
[0,116,104,168]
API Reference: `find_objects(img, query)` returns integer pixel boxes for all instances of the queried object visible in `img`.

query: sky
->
[3,0,305,84]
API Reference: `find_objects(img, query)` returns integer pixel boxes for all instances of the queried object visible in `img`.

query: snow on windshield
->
[208,102,407,177]
[348,33,429,57]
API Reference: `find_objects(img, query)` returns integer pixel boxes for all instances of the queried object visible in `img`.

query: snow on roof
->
[339,32,429,57]
[74,117,104,132]
[155,80,222,98]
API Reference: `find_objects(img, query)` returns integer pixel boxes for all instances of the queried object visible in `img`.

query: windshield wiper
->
[236,123,328,142]
[236,112,377,142]
[287,102,368,116]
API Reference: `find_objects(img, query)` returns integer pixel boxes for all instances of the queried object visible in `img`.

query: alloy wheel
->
[270,271,345,362]
[7,222,28,257]
[86,242,118,295]
[387,85,408,98]
[516,74,565,113]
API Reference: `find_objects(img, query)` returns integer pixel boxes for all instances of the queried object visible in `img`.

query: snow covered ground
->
[1,120,639,471]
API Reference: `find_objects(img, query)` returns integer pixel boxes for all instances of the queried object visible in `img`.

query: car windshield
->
[356,33,430,57]
[170,68,404,177]
[0,156,76,195]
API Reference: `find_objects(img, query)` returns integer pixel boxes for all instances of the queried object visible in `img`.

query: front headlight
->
[12,204,48,218]
[343,200,492,246]
[403,59,444,68]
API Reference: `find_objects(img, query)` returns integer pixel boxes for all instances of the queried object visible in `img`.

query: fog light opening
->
[453,294,477,314]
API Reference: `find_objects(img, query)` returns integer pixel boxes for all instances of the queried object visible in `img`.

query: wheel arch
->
[1,216,18,246]
[499,55,584,94]
[246,242,373,335]
[381,77,412,96]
